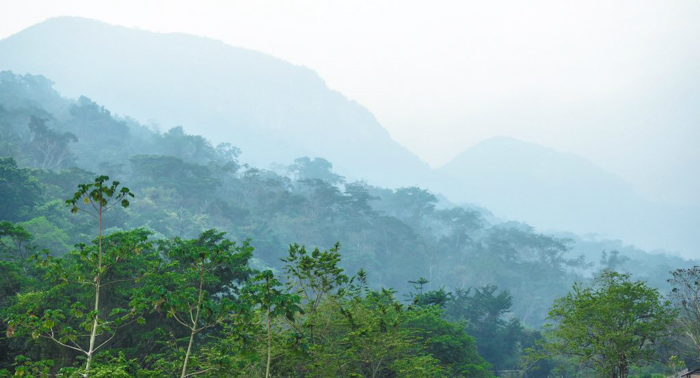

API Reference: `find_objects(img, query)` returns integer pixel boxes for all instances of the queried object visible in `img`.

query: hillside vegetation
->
[0,71,698,377]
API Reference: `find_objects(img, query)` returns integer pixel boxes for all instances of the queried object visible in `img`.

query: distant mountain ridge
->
[438,136,700,256]
[0,16,434,188]
[1,17,698,257]
[439,136,633,215]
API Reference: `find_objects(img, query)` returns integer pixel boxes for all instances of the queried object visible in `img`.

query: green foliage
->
[0,77,599,329]
[0,221,33,261]
[405,305,493,377]
[6,356,54,377]
[245,270,301,323]
[65,175,134,214]
[129,155,221,204]
[544,270,677,377]
[0,158,42,222]
[445,286,523,371]
[17,217,70,255]
[5,230,154,357]
[135,230,253,377]
[412,282,521,374]
[282,242,348,311]
[267,244,493,377]
[7,175,138,377]
[244,269,301,378]
[1,70,695,377]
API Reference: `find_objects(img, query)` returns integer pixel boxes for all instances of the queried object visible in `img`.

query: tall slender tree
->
[65,175,134,376]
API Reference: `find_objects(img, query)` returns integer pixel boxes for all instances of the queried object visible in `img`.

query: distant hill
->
[1,17,698,258]
[437,136,700,256]
[0,16,434,188]
[438,136,633,225]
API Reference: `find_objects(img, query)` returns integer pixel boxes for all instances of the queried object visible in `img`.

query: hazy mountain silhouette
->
[1,17,698,257]
[0,16,434,188]
[438,136,700,256]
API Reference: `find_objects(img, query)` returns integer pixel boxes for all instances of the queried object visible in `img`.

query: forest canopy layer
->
[0,71,697,377]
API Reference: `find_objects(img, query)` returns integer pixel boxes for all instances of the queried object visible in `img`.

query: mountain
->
[2,17,698,257]
[0,16,434,188]
[437,136,700,256]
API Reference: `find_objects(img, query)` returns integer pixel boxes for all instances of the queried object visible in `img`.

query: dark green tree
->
[405,304,493,377]
[0,221,33,262]
[5,229,152,377]
[445,285,523,371]
[282,242,349,314]
[129,155,221,205]
[0,157,42,222]
[244,270,300,378]
[138,230,253,378]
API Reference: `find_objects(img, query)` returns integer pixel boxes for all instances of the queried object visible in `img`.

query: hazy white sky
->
[2,0,700,205]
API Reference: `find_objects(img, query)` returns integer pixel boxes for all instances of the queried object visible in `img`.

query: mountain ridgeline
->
[438,137,700,256]
[0,16,435,189]
[1,17,698,258]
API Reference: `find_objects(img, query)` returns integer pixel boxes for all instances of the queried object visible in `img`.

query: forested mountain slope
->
[0,16,435,189]
[2,17,698,260]
[1,70,693,322]
[1,70,698,376]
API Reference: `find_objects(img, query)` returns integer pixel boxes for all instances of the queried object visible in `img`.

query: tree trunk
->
[181,260,205,378]
[265,298,272,378]
[84,280,100,376]
[84,209,103,377]
[181,328,197,378]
